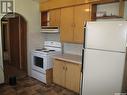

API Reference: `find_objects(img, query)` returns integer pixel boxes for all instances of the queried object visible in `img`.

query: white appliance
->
[31,41,61,83]
[81,21,127,95]
[0,25,4,84]
[41,26,59,33]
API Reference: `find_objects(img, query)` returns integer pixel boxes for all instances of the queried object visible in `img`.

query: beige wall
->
[43,33,83,55]
[0,0,44,76]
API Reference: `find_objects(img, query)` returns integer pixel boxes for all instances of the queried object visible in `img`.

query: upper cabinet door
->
[74,4,91,44]
[49,9,61,26]
[60,7,74,43]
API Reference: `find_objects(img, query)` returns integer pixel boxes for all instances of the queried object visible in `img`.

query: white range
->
[31,41,61,84]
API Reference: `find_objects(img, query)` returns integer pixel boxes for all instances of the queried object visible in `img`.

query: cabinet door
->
[65,62,81,93]
[49,9,61,26]
[53,59,65,87]
[74,4,91,44]
[41,12,48,26]
[60,7,74,43]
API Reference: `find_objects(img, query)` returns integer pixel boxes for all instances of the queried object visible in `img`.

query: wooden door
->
[53,59,65,87]
[9,17,20,68]
[1,21,11,62]
[65,62,81,93]
[19,16,27,72]
[49,9,61,26]
[60,7,74,43]
[74,4,91,44]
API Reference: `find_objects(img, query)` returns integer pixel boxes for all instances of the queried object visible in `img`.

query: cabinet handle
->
[72,23,76,27]
[63,66,65,70]
[66,67,67,71]
[74,23,76,27]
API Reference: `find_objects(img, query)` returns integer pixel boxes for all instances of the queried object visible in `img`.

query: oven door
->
[31,51,47,74]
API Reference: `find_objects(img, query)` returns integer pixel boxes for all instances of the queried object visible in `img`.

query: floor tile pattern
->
[0,77,79,95]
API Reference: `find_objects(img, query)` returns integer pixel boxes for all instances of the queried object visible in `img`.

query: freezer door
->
[85,21,127,52]
[82,49,125,95]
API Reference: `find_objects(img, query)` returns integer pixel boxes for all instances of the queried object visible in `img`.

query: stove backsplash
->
[43,33,82,56]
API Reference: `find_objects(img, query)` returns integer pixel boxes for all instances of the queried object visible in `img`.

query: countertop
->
[53,53,82,64]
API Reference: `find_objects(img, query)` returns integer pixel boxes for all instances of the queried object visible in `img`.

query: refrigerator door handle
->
[83,22,87,48]
[81,49,84,73]
[80,49,85,95]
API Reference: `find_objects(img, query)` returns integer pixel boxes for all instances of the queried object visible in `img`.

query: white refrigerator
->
[81,21,127,95]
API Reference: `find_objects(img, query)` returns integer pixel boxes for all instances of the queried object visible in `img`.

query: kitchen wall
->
[43,33,83,55]
[43,33,60,42]
[0,0,44,76]
[15,0,44,76]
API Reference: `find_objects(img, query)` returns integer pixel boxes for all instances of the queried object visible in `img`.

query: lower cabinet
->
[53,59,65,87]
[53,59,81,93]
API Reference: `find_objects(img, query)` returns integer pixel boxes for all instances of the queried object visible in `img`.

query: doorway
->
[1,13,27,82]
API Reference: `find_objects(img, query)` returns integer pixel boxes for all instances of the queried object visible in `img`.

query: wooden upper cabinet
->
[74,4,92,43]
[40,0,80,11]
[40,0,109,11]
[60,7,74,43]
[60,4,94,44]
[49,9,61,26]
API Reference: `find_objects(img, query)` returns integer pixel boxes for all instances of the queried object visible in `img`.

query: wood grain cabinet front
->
[60,7,74,43]
[40,4,96,43]
[49,9,61,26]
[60,4,94,44]
[73,4,92,43]
[40,0,110,11]
[53,59,81,93]
[53,59,65,87]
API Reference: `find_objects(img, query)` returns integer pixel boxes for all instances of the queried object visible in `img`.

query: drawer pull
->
[63,66,65,70]
[66,67,67,71]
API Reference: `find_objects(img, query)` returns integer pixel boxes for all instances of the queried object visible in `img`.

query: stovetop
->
[35,48,56,53]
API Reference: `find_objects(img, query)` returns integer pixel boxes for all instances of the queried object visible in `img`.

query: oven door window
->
[34,56,44,68]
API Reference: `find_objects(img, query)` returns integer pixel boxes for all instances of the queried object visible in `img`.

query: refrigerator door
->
[82,49,125,95]
[85,21,127,52]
